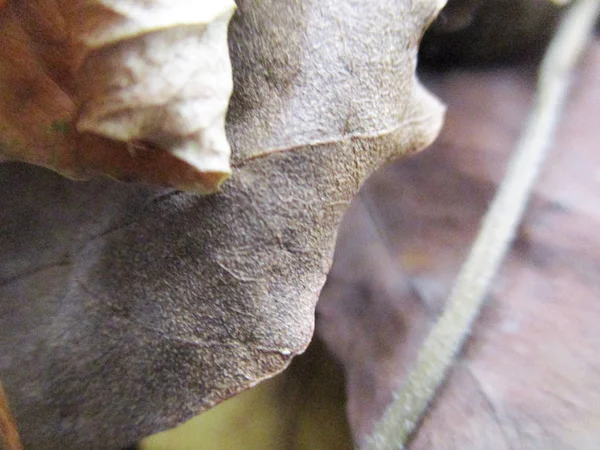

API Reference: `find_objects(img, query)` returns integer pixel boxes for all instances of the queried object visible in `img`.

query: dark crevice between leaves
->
[418,0,566,70]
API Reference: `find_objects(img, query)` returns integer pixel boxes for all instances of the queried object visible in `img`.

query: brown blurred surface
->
[318,40,600,449]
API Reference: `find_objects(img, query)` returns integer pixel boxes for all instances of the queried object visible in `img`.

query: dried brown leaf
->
[0,0,444,448]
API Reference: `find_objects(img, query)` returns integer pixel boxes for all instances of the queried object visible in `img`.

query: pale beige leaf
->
[63,0,236,184]
[0,0,235,192]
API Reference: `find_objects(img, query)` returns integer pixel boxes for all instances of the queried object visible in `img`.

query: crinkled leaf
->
[0,0,444,448]
[0,0,235,192]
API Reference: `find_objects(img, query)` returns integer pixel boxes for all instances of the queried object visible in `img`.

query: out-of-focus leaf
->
[420,0,565,67]
[0,0,235,192]
[141,339,352,450]
[0,0,445,448]
[317,41,600,448]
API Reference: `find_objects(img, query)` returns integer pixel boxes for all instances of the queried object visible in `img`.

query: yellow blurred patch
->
[141,339,352,450]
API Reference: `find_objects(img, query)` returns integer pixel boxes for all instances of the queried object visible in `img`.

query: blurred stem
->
[362,0,600,449]
[0,381,22,450]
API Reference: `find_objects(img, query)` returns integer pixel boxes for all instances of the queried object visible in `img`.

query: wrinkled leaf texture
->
[0,0,444,448]
[0,0,236,192]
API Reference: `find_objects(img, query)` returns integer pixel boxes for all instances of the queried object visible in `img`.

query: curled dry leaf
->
[0,0,235,192]
[317,40,600,448]
[0,0,444,448]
